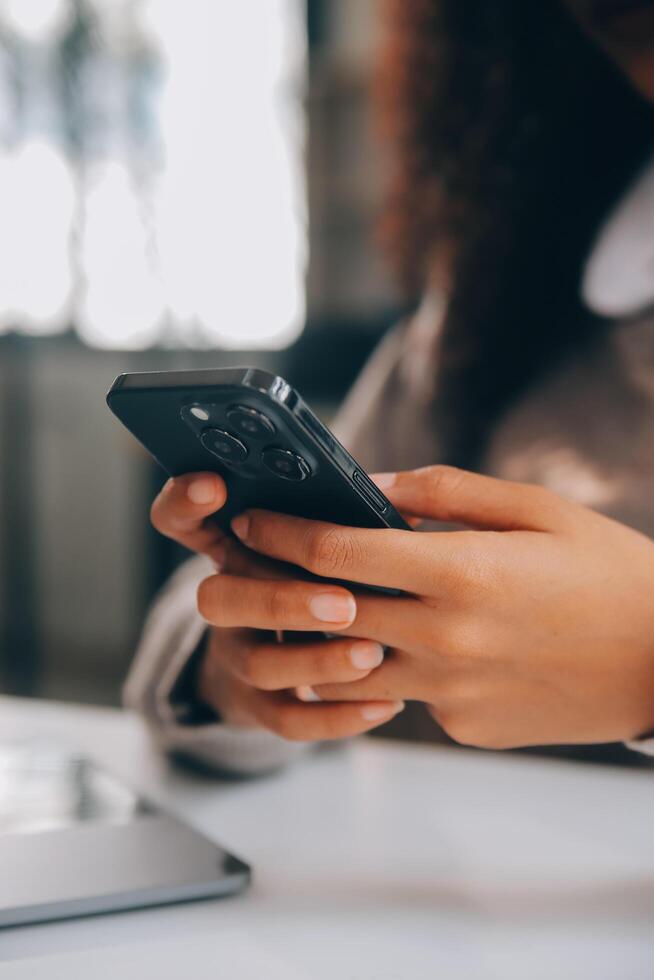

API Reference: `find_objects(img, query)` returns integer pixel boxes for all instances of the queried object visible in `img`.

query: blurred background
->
[0,0,402,706]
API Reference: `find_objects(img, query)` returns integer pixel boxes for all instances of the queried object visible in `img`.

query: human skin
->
[151,473,405,741]
[151,466,654,747]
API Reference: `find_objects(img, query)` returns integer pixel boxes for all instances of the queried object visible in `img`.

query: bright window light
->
[0,0,307,349]
[2,0,71,42]
[0,141,75,335]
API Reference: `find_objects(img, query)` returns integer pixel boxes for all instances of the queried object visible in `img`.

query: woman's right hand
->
[149,472,402,740]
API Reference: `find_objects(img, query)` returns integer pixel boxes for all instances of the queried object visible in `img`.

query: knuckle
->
[440,620,485,661]
[451,543,497,597]
[425,464,466,500]
[306,526,360,577]
[436,709,479,747]
[437,709,500,749]
[266,585,291,623]
[521,482,568,524]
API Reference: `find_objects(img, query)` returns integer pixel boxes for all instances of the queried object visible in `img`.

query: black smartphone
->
[106,367,410,546]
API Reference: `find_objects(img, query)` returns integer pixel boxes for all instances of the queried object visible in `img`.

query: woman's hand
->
[149,473,404,740]
[228,465,654,749]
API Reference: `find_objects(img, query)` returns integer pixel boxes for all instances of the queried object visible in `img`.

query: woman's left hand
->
[230,465,654,749]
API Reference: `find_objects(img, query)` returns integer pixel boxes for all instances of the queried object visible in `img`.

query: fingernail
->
[296,685,321,702]
[231,515,250,541]
[361,701,404,721]
[187,477,218,505]
[371,472,396,491]
[350,641,384,670]
[309,592,356,624]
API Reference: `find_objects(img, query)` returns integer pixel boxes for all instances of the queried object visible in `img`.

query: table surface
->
[1,697,654,979]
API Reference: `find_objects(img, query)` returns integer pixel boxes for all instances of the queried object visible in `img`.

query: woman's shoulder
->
[484,309,654,536]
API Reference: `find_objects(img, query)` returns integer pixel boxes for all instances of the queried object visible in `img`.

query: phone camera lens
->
[200,428,248,464]
[227,405,275,440]
[261,448,310,482]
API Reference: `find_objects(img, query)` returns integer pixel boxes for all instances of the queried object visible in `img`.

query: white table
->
[1,697,654,979]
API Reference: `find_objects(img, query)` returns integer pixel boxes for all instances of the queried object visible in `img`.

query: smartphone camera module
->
[227,405,275,440]
[262,448,310,482]
[200,428,248,464]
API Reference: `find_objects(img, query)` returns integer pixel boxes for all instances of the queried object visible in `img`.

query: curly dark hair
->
[378,0,654,467]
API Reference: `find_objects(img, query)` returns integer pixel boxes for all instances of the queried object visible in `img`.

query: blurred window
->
[0,0,307,349]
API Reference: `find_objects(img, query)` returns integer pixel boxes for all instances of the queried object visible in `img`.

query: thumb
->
[371,465,564,532]
[150,472,228,565]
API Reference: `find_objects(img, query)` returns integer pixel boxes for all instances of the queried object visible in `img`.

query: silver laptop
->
[0,740,250,928]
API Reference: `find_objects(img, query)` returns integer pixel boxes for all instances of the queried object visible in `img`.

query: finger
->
[151,473,227,563]
[339,593,433,649]
[371,466,565,532]
[313,656,413,702]
[231,509,477,594]
[199,630,405,739]
[214,592,435,667]
[197,574,358,631]
[249,690,406,742]
[221,536,295,581]
[232,636,385,691]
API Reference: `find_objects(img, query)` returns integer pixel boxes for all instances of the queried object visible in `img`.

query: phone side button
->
[352,469,388,514]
